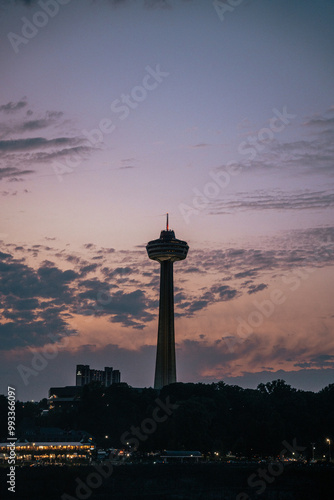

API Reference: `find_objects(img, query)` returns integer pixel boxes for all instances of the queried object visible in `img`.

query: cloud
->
[247,283,268,295]
[0,111,65,138]
[118,157,139,169]
[208,190,334,214]
[205,107,334,182]
[80,263,99,276]
[0,257,78,302]
[235,268,260,279]
[27,145,92,163]
[106,290,155,327]
[176,283,240,317]
[19,118,56,132]
[181,266,204,274]
[0,259,79,349]
[0,98,27,114]
[108,266,133,277]
[12,0,192,8]
[294,354,334,369]
[1,225,333,350]
[0,318,76,350]
[0,252,80,349]
[75,277,155,328]
[1,344,333,402]
[96,247,116,254]
[0,167,35,180]
[191,143,211,148]
[187,227,334,294]
[186,299,210,314]
[175,320,334,387]
[302,114,334,128]
[0,250,11,259]
[76,277,117,299]
[0,137,81,152]
[0,244,158,349]
[0,101,95,178]
[219,368,334,393]
[210,284,239,301]
[0,190,17,197]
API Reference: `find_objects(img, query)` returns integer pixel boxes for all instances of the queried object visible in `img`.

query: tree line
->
[1,379,333,458]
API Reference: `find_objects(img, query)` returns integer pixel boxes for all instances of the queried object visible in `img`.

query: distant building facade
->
[48,386,83,410]
[76,364,121,387]
[48,366,121,410]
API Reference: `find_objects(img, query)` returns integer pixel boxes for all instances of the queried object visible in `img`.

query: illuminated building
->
[0,441,95,465]
[76,365,121,387]
[48,386,83,410]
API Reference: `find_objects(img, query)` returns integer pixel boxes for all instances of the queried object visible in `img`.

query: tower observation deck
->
[146,214,189,389]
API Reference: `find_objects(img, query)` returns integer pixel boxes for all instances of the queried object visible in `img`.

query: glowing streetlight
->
[326,438,331,461]
[311,442,315,462]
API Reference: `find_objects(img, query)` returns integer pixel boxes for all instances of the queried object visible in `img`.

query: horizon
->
[6,374,334,404]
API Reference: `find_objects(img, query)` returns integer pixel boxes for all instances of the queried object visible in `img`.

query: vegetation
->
[1,380,333,458]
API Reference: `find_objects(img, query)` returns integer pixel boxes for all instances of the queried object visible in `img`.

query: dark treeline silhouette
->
[1,379,333,457]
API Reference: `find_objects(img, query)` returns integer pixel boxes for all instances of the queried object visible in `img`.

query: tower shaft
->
[154,261,176,389]
[146,215,188,390]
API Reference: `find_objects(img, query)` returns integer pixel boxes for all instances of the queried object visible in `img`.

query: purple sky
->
[0,0,334,401]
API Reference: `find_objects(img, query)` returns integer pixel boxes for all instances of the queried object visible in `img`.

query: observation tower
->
[146,214,189,389]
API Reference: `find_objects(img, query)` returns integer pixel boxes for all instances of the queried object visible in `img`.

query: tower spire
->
[166,212,169,231]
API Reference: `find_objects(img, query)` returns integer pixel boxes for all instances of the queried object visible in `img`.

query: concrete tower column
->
[146,215,189,390]
[155,260,176,389]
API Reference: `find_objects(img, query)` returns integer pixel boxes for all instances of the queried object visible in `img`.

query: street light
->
[311,443,315,462]
[326,438,331,462]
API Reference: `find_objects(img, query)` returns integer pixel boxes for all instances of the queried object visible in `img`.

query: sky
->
[0,0,334,401]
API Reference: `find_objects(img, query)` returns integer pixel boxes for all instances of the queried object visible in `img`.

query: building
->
[0,441,95,465]
[48,386,83,410]
[0,425,96,465]
[146,214,189,389]
[76,365,121,387]
[48,366,121,410]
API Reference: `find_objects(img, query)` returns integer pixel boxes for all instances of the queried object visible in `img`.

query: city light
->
[326,438,331,461]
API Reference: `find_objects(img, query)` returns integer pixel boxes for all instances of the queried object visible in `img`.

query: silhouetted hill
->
[1,380,333,457]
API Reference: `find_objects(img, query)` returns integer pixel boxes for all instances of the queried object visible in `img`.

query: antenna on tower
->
[166,213,169,231]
